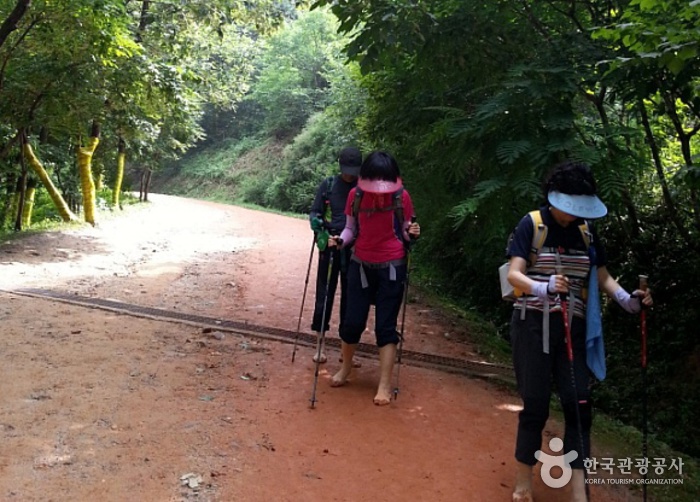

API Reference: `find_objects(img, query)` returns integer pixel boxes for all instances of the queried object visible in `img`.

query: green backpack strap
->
[322,176,334,223]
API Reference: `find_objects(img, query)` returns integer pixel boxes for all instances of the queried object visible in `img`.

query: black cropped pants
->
[510,309,592,469]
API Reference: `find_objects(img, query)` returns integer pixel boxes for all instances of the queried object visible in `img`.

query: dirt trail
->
[0,194,635,501]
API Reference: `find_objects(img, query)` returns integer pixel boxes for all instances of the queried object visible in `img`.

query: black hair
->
[543,160,598,198]
[359,151,400,181]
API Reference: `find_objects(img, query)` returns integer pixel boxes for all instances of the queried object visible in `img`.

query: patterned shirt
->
[507,206,607,318]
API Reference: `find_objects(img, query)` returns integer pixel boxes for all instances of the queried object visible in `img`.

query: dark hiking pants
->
[510,309,592,469]
[311,247,350,333]
[339,260,405,347]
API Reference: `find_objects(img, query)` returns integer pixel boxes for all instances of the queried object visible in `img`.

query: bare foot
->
[570,469,587,502]
[513,462,534,502]
[512,489,533,502]
[330,368,351,387]
[312,352,327,363]
[373,385,392,405]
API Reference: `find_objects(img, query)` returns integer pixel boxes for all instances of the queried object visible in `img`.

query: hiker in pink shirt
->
[328,151,420,405]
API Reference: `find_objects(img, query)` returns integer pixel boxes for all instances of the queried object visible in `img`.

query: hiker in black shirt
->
[308,147,362,365]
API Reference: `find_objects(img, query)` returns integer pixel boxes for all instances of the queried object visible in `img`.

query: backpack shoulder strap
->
[528,209,548,266]
[320,176,336,223]
[323,175,334,202]
[392,187,405,229]
[351,187,406,241]
[578,220,592,249]
[351,186,364,218]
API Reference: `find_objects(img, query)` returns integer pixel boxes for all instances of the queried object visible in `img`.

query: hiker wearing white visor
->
[506,160,653,502]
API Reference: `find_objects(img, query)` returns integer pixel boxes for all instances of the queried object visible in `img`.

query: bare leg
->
[331,342,356,387]
[374,343,396,405]
[570,469,587,502]
[512,462,533,502]
[312,331,327,363]
[339,355,362,367]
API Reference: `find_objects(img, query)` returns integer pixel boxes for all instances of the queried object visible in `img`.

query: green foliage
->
[594,204,700,461]
[161,5,366,212]
[247,8,346,137]
[0,0,283,229]
[263,110,361,213]
[178,136,264,179]
[593,0,700,76]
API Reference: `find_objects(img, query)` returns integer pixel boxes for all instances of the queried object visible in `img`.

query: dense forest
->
[1,0,699,475]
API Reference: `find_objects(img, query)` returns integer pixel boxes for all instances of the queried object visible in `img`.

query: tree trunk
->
[0,173,16,228]
[8,185,20,229]
[637,99,693,248]
[23,140,78,222]
[144,169,151,201]
[14,144,28,231]
[140,167,151,202]
[21,177,36,228]
[113,137,126,209]
[77,121,101,225]
[0,0,31,51]
[12,174,25,231]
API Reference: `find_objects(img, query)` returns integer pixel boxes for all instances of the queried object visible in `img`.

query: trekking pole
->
[393,216,417,400]
[556,259,588,498]
[309,246,336,408]
[291,235,316,363]
[639,275,649,502]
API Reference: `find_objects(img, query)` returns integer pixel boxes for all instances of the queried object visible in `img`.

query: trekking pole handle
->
[408,215,418,241]
[639,275,648,292]
[554,264,564,299]
[637,274,650,310]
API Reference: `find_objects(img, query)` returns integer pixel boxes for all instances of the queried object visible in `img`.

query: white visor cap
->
[548,190,608,219]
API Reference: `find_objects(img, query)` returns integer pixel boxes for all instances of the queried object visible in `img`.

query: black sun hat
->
[338,147,362,176]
